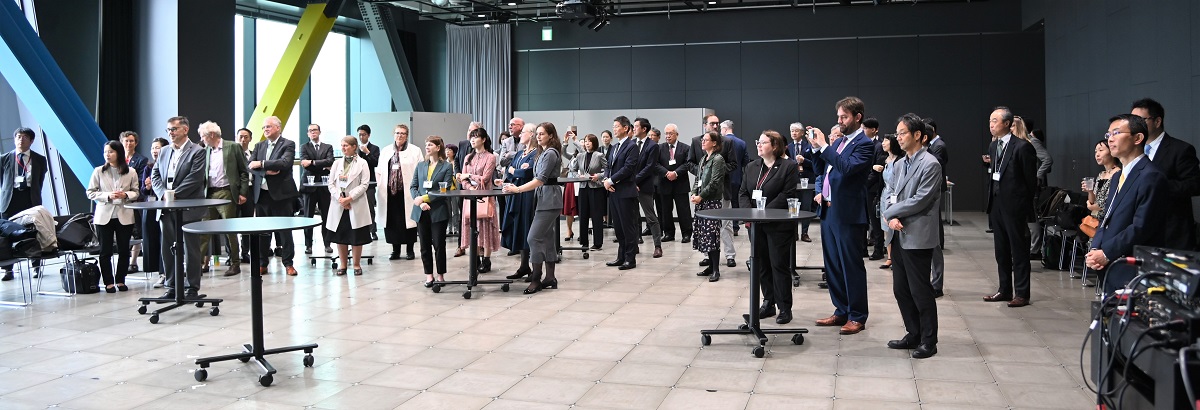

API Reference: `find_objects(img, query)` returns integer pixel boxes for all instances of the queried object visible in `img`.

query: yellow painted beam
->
[245,3,336,141]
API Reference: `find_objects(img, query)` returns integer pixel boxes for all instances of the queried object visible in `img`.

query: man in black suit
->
[788,122,816,242]
[300,124,335,255]
[657,124,693,243]
[250,116,300,276]
[863,117,887,260]
[1131,98,1200,251]
[719,120,747,267]
[632,118,663,258]
[924,118,948,298]
[356,124,381,240]
[982,106,1039,307]
[0,128,47,281]
[604,116,641,270]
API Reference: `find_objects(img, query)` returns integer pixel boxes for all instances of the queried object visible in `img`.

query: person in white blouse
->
[326,136,374,276]
[87,141,141,292]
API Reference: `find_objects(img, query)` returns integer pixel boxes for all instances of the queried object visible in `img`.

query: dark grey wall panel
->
[797,86,860,128]
[740,88,798,135]
[579,92,632,110]
[515,51,530,96]
[631,46,685,92]
[685,89,740,122]
[579,48,631,93]
[526,93,578,111]
[527,50,579,95]
[797,39,858,88]
[919,36,981,86]
[740,41,798,90]
[857,37,919,88]
[632,91,685,109]
[685,44,741,90]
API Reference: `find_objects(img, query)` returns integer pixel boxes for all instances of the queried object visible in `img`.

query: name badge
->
[112,198,123,205]
[392,164,400,170]
[423,181,433,189]
[14,176,24,184]
[668,159,676,166]
[992,172,1001,181]
[337,180,350,189]
[888,195,897,205]
[752,190,763,200]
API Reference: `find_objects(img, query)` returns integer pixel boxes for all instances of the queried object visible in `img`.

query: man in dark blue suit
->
[604,116,641,270]
[1130,98,1200,251]
[808,97,875,335]
[632,118,664,258]
[1087,114,1168,294]
[787,123,816,242]
[982,106,1039,307]
[719,120,748,266]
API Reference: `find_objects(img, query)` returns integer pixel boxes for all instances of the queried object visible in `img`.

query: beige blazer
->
[326,156,372,232]
[87,165,141,225]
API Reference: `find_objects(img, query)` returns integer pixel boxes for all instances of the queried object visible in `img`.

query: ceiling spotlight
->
[707,1,716,4]
[477,13,485,17]
[589,18,607,31]
[508,1,517,5]
[484,23,491,28]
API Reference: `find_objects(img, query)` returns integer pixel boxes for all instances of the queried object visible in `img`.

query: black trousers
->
[417,213,448,275]
[989,205,1031,300]
[237,198,254,258]
[892,243,938,345]
[610,193,639,263]
[141,208,163,273]
[97,220,133,285]
[578,187,605,247]
[753,226,794,310]
[656,191,693,238]
[2,194,36,272]
[868,194,884,254]
[256,189,296,267]
[302,189,331,248]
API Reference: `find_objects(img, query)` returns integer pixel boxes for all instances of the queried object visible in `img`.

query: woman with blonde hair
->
[327,136,373,276]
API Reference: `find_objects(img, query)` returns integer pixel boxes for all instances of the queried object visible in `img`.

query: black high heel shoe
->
[116,284,128,292]
[523,281,542,294]
[564,234,574,241]
[540,279,558,290]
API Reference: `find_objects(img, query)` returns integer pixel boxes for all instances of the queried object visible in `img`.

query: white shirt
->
[823,128,863,203]
[167,139,192,184]
[262,138,278,190]
[1145,131,1165,161]
[207,143,228,188]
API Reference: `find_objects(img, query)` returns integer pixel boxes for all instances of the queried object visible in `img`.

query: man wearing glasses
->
[0,128,47,281]
[249,116,300,276]
[1130,98,1200,251]
[981,106,1038,308]
[151,116,208,299]
[300,124,334,255]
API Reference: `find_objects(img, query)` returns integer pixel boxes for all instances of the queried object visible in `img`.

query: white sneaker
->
[152,275,165,288]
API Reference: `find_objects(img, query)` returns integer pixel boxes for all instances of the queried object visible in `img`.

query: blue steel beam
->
[0,0,105,184]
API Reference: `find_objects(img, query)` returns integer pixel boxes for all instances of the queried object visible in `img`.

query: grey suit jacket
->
[881,148,943,250]
[250,137,299,202]
[570,149,607,189]
[151,139,208,220]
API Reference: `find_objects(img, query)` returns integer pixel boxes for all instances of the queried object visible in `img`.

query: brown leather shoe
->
[815,315,847,326]
[983,292,1013,302]
[223,265,241,277]
[652,247,663,258]
[801,233,812,242]
[839,321,865,335]
[258,267,268,274]
[285,266,298,276]
[200,265,210,273]
[1007,297,1029,307]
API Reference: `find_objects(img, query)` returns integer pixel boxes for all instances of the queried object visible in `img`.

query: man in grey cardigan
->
[880,114,943,359]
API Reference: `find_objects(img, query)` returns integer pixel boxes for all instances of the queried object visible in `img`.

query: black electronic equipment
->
[556,0,598,19]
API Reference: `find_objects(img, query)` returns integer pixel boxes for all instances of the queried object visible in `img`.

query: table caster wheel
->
[303,354,315,367]
[137,305,147,315]
[583,253,589,259]
[149,314,159,324]
[462,291,472,299]
[310,259,316,267]
[367,259,373,265]
[752,346,765,358]
[431,284,442,293]
[791,334,805,345]
[738,324,749,331]
[238,356,250,363]
[194,368,207,382]
[195,302,204,308]
[792,278,800,288]
[501,284,510,292]
[331,262,338,270]
[701,334,711,346]
[258,374,273,387]
[210,306,220,316]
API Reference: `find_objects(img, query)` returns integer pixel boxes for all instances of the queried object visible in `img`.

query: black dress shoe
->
[1,271,12,281]
[887,338,918,349]
[305,246,313,255]
[1029,252,1043,260]
[699,258,710,267]
[726,258,736,267]
[912,344,937,359]
[869,253,884,261]
[160,290,176,299]
[801,233,812,242]
[184,291,202,300]
[775,310,792,324]
[406,253,415,260]
[612,238,619,243]
[389,253,401,260]
[662,236,675,242]
[324,246,334,254]
[507,250,519,256]
[933,289,944,298]
[638,238,643,244]
[618,262,636,270]
[606,260,626,267]
[758,303,777,319]
[708,272,720,282]
[641,229,651,236]
[681,236,691,243]
[696,268,712,276]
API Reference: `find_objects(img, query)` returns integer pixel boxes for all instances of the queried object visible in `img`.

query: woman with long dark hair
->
[877,134,904,269]
[455,127,501,272]
[87,140,141,292]
[502,122,563,293]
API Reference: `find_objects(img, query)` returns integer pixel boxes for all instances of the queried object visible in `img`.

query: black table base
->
[131,202,225,324]
[430,190,513,299]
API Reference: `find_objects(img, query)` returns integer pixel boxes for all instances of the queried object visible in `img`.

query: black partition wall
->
[514,1,1044,212]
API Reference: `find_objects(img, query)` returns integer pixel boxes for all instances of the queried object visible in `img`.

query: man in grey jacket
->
[151,116,208,299]
[880,114,942,359]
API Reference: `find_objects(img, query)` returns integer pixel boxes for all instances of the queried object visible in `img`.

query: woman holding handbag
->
[327,136,373,276]
[87,140,141,292]
[454,127,501,272]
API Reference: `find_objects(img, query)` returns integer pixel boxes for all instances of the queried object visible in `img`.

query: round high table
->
[126,199,230,324]
[428,189,515,299]
[300,181,376,268]
[554,176,594,260]
[695,208,816,358]
[183,216,321,387]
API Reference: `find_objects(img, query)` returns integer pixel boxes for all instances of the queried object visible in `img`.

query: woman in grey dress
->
[502,122,563,294]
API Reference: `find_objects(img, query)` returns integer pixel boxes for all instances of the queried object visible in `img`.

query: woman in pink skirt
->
[454,127,501,272]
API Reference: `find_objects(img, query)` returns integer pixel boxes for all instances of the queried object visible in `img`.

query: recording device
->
[806,129,814,141]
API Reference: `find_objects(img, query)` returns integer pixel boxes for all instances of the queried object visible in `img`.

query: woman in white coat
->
[87,141,141,292]
[327,136,373,276]
[377,124,425,260]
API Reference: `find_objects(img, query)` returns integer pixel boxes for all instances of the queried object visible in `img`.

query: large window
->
[255,18,302,145]
[311,32,348,139]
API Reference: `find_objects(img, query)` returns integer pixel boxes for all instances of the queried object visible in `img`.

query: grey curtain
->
[447,25,511,138]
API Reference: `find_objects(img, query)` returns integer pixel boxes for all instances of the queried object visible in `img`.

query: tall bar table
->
[428,189,514,299]
[696,208,816,358]
[554,176,593,260]
[300,180,375,269]
[185,216,321,387]
[126,199,229,324]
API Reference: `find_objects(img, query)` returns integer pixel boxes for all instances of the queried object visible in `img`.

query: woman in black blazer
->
[411,136,455,287]
[738,130,800,324]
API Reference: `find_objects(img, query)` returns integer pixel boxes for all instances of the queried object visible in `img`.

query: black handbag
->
[56,214,96,251]
[60,260,100,294]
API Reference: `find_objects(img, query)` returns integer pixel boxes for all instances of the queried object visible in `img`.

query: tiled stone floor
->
[0,212,1100,409]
